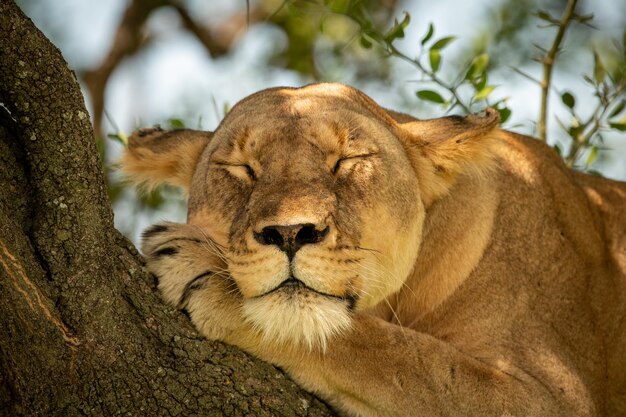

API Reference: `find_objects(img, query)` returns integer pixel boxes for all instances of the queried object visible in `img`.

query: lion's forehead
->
[228,83,365,116]
[214,112,388,171]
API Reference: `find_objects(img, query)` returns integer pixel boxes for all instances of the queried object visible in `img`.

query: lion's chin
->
[242,288,352,351]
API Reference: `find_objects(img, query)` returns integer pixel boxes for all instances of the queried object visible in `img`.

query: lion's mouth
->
[255,275,357,309]
[279,276,305,289]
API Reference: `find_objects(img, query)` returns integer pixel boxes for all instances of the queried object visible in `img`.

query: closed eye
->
[332,153,376,175]
[214,162,257,181]
[243,164,257,181]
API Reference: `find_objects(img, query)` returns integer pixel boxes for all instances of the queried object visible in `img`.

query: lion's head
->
[121,83,501,349]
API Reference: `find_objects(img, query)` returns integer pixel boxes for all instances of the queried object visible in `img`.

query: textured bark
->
[0,2,335,416]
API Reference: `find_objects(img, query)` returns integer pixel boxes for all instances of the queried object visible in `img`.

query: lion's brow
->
[234,126,251,151]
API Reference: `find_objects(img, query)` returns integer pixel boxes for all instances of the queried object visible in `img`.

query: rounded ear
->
[118,127,212,192]
[397,108,502,207]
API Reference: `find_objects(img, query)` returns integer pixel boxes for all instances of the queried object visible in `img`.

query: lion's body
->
[370,131,626,415]
[121,83,626,416]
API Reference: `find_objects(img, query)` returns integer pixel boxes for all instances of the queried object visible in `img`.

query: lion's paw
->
[141,222,222,308]
[141,222,246,341]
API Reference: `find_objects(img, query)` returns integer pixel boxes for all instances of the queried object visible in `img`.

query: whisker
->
[354,259,412,337]
[355,245,383,255]
[383,297,408,341]
[224,284,243,297]
[197,238,227,259]
[199,266,230,275]
[189,225,229,263]
[360,257,418,300]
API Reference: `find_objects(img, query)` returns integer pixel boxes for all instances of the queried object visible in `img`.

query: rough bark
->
[0,2,335,416]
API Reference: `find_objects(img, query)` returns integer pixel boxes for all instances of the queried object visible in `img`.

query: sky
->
[18,0,626,240]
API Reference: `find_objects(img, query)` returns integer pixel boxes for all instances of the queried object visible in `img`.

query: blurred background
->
[17,0,626,243]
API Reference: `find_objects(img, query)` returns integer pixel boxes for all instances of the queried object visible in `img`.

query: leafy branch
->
[333,0,625,172]
[530,1,626,168]
[320,1,511,121]
[558,68,626,168]
[535,0,580,142]
[338,6,510,120]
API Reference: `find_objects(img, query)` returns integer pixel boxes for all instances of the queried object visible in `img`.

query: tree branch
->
[83,0,267,140]
[174,4,230,57]
[537,0,578,142]
[0,2,336,414]
[83,0,164,139]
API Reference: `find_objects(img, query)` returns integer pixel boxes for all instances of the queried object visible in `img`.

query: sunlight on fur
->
[242,291,352,351]
[120,83,626,416]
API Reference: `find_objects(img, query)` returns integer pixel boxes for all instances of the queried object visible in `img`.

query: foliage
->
[213,0,626,170]
[260,0,396,80]
[324,0,626,170]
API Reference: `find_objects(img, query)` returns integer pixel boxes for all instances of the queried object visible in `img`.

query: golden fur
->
[121,83,626,416]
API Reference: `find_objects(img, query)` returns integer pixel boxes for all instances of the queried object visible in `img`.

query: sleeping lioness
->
[121,83,626,416]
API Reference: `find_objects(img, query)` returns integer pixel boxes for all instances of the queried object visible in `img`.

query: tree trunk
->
[0,2,335,415]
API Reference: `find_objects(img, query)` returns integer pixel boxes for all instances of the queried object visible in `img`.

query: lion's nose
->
[254,223,329,260]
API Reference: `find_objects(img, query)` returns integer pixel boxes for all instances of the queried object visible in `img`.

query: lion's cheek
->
[188,208,231,248]
[357,202,424,309]
[291,249,356,297]
[228,250,290,298]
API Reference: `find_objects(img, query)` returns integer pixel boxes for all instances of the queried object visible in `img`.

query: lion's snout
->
[253,223,330,260]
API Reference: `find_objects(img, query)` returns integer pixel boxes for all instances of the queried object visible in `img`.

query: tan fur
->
[121,83,626,417]
[120,127,211,191]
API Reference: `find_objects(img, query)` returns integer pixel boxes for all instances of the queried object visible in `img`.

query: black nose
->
[254,223,329,259]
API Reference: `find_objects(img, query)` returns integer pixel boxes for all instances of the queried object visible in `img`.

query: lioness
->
[121,83,626,416]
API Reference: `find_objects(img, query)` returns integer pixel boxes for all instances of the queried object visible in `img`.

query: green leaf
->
[535,10,557,24]
[561,91,576,109]
[609,115,626,131]
[609,99,626,118]
[496,107,512,123]
[107,132,128,146]
[569,124,584,139]
[431,36,456,50]
[553,144,562,156]
[429,49,441,72]
[417,90,445,104]
[421,23,434,45]
[466,53,489,80]
[585,146,598,166]
[168,118,185,129]
[360,35,373,49]
[474,74,487,91]
[364,30,384,43]
[536,11,550,20]
[385,12,410,42]
[593,50,606,84]
[140,188,166,210]
[475,85,496,100]
[327,0,350,14]
[609,122,626,131]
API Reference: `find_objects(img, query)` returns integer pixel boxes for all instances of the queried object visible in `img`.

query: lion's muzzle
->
[253,223,330,260]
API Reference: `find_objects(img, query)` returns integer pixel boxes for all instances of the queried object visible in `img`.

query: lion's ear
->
[119,127,211,192]
[398,108,501,207]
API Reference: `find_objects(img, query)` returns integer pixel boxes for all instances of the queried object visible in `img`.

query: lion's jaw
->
[188,85,424,350]
[230,211,423,351]
[241,287,353,351]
